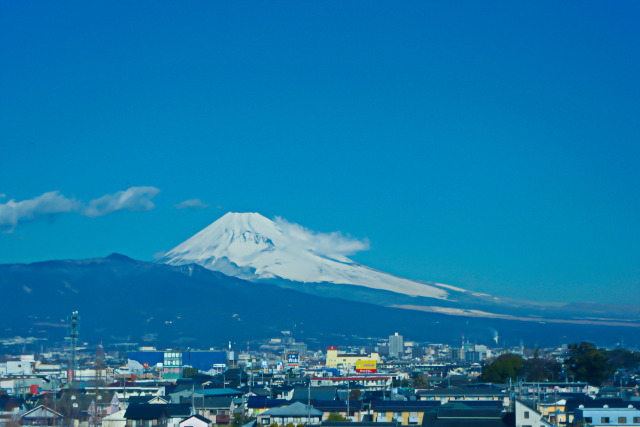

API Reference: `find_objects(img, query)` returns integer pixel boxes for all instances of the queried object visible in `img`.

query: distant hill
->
[0,254,639,348]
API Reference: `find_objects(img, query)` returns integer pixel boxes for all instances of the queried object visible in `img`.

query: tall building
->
[389,332,404,357]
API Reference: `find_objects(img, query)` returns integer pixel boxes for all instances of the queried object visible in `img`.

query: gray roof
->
[262,402,323,417]
[418,388,506,397]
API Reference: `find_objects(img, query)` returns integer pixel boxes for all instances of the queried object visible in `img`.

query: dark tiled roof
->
[322,423,398,427]
[247,396,288,409]
[164,404,192,418]
[437,408,502,419]
[373,400,440,411]
[418,388,506,397]
[261,402,323,417]
[305,400,362,412]
[124,404,169,420]
[127,395,158,405]
[292,386,337,401]
[421,408,515,427]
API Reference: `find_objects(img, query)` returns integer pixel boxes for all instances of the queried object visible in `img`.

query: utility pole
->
[307,379,311,425]
[68,311,79,386]
[347,380,350,421]
[191,383,195,415]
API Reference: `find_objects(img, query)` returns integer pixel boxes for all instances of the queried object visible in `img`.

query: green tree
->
[522,356,562,382]
[480,354,525,383]
[605,349,640,371]
[565,342,613,386]
[182,367,199,378]
[412,374,429,388]
[392,378,410,388]
[327,413,349,422]
[232,414,255,427]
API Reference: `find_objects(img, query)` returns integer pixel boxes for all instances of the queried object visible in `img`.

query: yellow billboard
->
[355,360,377,373]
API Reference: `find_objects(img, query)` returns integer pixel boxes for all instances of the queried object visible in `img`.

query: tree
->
[565,342,613,386]
[232,413,255,427]
[480,354,525,383]
[182,367,199,378]
[522,356,562,382]
[605,349,640,371]
[327,413,349,422]
[412,374,429,388]
[392,378,410,388]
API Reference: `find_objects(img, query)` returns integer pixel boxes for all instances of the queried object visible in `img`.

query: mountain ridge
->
[158,212,640,324]
[1,253,639,348]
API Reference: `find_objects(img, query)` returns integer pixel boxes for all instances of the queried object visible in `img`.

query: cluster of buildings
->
[1,332,639,427]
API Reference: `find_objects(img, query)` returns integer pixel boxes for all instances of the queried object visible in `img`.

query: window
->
[584,417,592,423]
[524,411,530,419]
[262,419,270,425]
[619,417,627,423]
[634,417,640,423]
[601,417,610,424]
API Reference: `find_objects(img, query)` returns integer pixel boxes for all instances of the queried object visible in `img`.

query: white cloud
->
[82,186,160,217]
[0,186,161,232]
[0,191,78,232]
[274,217,370,259]
[174,199,208,210]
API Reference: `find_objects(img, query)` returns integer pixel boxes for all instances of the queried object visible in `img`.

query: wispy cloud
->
[0,191,78,232]
[0,186,160,232]
[174,199,208,210]
[274,217,370,260]
[82,186,160,217]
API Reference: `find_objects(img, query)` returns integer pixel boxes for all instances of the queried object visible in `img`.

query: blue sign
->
[261,360,268,369]
[287,353,299,364]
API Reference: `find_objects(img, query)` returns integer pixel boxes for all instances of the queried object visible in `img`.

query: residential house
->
[421,407,515,427]
[313,400,363,422]
[179,414,212,427]
[20,405,65,426]
[181,395,234,425]
[574,406,640,427]
[257,402,323,426]
[417,388,509,410]
[103,409,127,427]
[372,400,441,425]
[246,396,288,418]
[124,404,170,427]
[514,400,553,427]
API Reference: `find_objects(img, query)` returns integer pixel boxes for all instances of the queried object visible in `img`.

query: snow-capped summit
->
[160,212,452,299]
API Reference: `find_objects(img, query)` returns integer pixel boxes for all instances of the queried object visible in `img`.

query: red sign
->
[143,363,150,368]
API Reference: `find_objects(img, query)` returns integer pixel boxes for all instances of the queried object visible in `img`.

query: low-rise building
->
[257,402,323,426]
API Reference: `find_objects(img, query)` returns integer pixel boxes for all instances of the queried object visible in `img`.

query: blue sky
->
[1,1,639,304]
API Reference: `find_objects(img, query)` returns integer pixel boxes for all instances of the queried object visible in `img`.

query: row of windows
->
[583,416,640,423]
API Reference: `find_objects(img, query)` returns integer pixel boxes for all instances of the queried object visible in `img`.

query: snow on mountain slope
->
[159,212,452,300]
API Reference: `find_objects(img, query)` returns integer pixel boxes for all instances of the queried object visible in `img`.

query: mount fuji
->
[159,212,640,327]
[160,212,458,300]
